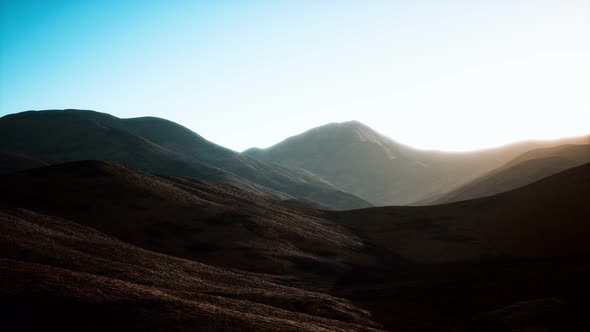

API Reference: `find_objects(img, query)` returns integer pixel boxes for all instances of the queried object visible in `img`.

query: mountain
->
[244,121,589,205]
[0,110,370,209]
[2,111,589,331]
[0,208,382,331]
[433,144,590,203]
[244,121,450,205]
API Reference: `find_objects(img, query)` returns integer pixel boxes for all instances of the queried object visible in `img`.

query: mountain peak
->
[335,119,365,127]
[321,120,371,131]
[303,120,398,149]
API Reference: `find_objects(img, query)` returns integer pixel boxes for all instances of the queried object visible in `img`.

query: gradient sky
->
[1,0,589,151]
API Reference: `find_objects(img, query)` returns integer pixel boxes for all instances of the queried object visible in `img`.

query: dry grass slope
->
[0,160,367,282]
[0,208,383,331]
[335,162,590,263]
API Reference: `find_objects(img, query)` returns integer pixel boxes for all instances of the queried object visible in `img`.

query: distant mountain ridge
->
[244,121,440,205]
[433,143,590,203]
[244,121,589,205]
[3,109,587,208]
[0,110,371,210]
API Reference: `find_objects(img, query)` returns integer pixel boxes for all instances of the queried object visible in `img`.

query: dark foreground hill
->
[1,161,589,331]
[0,110,370,209]
[335,162,590,263]
[434,144,590,203]
[0,208,382,331]
[244,121,589,205]
[331,163,590,331]
[0,160,381,283]
[0,150,47,174]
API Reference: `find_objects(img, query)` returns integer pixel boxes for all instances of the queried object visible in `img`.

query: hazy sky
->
[1,0,589,151]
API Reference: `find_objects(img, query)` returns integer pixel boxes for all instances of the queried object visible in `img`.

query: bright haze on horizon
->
[1,0,589,152]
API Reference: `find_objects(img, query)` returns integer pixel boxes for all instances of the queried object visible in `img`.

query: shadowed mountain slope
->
[434,144,590,203]
[1,160,589,331]
[0,150,47,174]
[0,110,370,209]
[329,164,590,331]
[0,208,382,331]
[334,162,590,263]
[0,160,380,282]
[244,121,588,205]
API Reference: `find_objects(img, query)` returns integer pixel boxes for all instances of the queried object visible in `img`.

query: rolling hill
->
[433,143,590,203]
[0,207,382,331]
[2,111,589,331]
[0,110,370,209]
[334,162,590,263]
[1,160,589,331]
[0,160,383,282]
[330,163,590,331]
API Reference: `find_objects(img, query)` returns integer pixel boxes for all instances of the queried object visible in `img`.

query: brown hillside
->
[0,160,371,282]
[334,162,590,263]
[0,208,382,331]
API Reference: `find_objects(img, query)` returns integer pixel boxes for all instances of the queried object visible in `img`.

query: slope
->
[0,160,378,282]
[0,150,48,174]
[434,144,590,203]
[330,163,590,331]
[0,208,382,331]
[334,162,590,263]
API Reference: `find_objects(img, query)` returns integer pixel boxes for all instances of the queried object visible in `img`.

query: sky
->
[1,0,589,152]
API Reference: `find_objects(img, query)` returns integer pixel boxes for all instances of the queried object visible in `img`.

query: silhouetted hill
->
[244,121,589,205]
[0,110,370,209]
[0,208,382,331]
[434,144,590,203]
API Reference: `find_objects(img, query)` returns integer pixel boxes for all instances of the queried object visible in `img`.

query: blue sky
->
[1,0,589,151]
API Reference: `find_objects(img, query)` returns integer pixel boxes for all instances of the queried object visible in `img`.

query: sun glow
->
[1,1,588,151]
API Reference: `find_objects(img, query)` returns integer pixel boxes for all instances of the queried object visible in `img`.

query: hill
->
[0,150,47,174]
[0,208,382,331]
[0,110,370,209]
[0,160,382,282]
[433,144,590,203]
[2,160,589,331]
[330,163,590,331]
[334,162,590,263]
